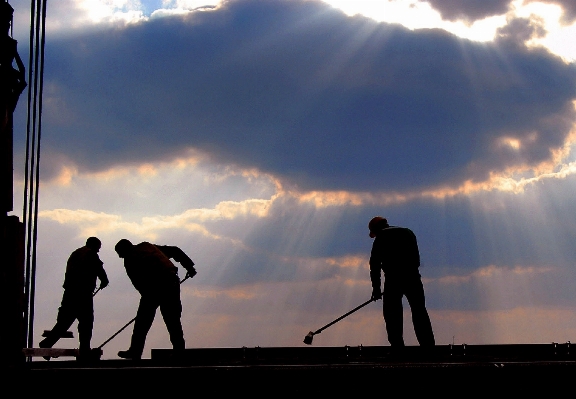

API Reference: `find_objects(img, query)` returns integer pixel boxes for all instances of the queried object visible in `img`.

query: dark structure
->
[0,0,26,366]
[0,0,25,214]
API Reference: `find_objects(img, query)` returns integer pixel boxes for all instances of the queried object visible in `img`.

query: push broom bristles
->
[303,331,314,345]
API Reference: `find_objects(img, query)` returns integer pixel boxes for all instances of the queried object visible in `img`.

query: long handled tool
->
[96,274,191,351]
[303,292,383,345]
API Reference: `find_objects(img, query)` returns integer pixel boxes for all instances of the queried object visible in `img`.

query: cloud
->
[38,189,275,240]
[423,1,576,25]
[429,264,554,285]
[425,0,511,22]
[36,199,366,287]
[526,0,576,24]
[31,151,576,274]
[21,0,574,195]
[496,15,547,44]
[431,306,576,344]
[9,0,147,38]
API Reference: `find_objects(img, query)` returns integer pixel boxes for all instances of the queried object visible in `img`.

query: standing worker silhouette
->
[115,239,197,360]
[368,217,435,348]
[39,237,108,359]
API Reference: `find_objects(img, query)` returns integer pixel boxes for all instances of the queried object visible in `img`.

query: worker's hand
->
[371,289,382,301]
[185,268,197,279]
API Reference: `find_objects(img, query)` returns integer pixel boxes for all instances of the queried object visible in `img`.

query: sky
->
[7,0,576,359]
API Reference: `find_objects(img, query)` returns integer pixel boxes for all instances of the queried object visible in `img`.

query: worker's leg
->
[39,290,77,348]
[76,295,94,352]
[159,284,185,352]
[405,275,435,347]
[383,277,405,347]
[129,295,159,357]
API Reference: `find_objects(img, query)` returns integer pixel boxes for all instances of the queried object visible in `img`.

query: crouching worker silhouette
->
[40,237,108,359]
[115,239,197,360]
[368,217,435,348]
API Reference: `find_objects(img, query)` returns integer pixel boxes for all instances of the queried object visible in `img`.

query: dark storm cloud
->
[30,0,576,191]
[425,0,576,24]
[496,16,547,44]
[425,0,511,22]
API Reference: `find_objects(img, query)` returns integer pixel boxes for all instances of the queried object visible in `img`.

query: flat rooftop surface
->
[7,343,576,395]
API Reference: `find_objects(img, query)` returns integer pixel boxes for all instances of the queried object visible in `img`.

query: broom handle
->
[313,293,382,335]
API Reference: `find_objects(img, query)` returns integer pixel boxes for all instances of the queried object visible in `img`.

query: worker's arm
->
[157,245,197,277]
[369,240,382,300]
[90,252,108,289]
[97,262,109,289]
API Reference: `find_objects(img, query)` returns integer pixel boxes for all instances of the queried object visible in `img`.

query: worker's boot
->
[118,349,141,360]
[39,334,57,361]
[77,347,102,362]
[78,346,91,362]
[39,334,56,349]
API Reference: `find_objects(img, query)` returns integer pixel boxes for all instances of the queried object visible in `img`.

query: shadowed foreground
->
[7,343,576,395]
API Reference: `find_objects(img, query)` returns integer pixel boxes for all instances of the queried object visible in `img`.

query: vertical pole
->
[22,0,47,352]
[27,0,47,350]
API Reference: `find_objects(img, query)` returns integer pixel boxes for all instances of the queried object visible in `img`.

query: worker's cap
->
[86,237,101,249]
[368,216,388,238]
[114,239,133,257]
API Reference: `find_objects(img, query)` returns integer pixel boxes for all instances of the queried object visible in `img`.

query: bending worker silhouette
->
[368,217,435,347]
[40,237,108,356]
[115,239,197,360]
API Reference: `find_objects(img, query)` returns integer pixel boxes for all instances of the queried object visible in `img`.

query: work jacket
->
[369,226,421,290]
[63,246,108,293]
[124,242,195,296]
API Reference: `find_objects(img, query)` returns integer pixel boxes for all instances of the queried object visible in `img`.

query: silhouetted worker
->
[39,237,108,358]
[368,217,435,348]
[114,239,197,360]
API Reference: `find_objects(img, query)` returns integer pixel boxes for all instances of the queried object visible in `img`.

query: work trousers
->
[129,282,185,357]
[41,290,94,350]
[383,272,435,347]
